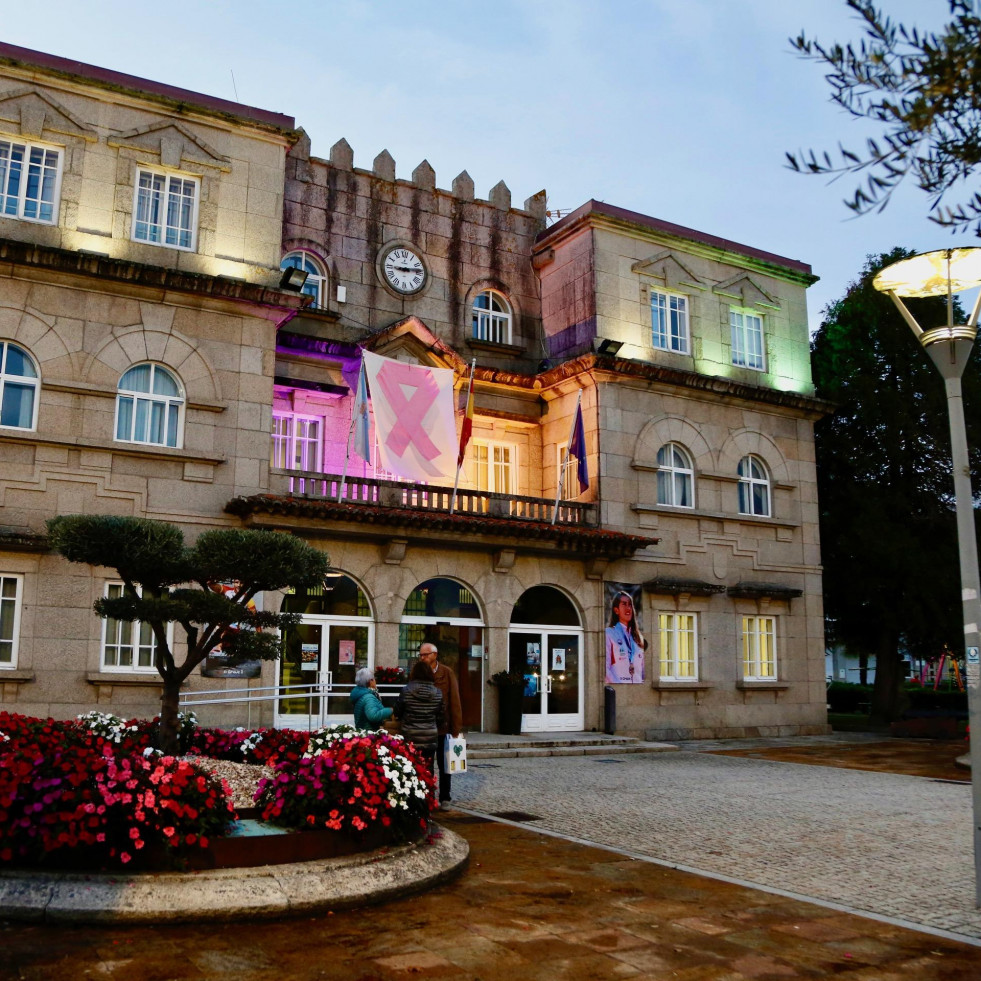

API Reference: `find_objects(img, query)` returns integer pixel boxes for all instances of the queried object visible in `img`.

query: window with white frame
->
[472,290,512,345]
[738,454,771,517]
[650,289,689,353]
[101,582,165,673]
[658,612,697,680]
[115,363,184,448]
[473,440,516,494]
[271,413,323,472]
[742,615,776,680]
[0,341,40,430]
[0,574,23,667]
[132,168,199,250]
[730,307,765,370]
[0,137,61,223]
[557,445,580,500]
[281,251,328,309]
[656,443,694,508]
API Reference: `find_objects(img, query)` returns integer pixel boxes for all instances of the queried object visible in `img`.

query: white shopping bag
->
[443,735,467,774]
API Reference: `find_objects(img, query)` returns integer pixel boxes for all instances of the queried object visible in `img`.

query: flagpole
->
[337,411,358,503]
[450,359,476,515]
[552,389,582,525]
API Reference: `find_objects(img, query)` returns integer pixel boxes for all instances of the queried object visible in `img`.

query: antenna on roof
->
[230,70,240,103]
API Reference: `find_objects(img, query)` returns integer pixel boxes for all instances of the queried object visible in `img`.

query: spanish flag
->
[457,363,475,467]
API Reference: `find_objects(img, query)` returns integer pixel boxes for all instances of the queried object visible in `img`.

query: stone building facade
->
[0,43,830,740]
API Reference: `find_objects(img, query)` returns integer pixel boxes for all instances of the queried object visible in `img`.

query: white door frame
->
[274,614,374,730]
[509,623,584,732]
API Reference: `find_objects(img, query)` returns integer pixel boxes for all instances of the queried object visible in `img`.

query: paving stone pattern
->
[456,751,981,941]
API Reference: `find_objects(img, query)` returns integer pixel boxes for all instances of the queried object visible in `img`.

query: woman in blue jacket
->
[349,666,394,730]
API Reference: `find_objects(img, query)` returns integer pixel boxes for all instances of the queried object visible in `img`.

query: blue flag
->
[568,401,589,492]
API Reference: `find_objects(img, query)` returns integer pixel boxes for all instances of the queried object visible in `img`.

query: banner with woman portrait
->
[604,582,646,684]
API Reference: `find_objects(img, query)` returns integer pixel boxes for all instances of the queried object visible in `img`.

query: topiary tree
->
[47,515,331,754]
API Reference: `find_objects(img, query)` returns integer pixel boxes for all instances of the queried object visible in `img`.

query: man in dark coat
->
[418,642,462,806]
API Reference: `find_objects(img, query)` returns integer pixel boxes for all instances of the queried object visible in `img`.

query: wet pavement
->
[3,736,981,980]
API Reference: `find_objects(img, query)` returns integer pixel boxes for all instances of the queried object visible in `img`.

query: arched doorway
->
[275,574,374,729]
[509,586,584,731]
[399,578,484,731]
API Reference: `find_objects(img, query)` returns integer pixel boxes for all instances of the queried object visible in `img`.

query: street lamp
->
[873,247,981,906]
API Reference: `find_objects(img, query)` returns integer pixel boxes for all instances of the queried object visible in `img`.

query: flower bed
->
[0,712,437,872]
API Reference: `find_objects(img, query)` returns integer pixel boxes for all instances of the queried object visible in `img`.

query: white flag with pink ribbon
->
[362,350,457,483]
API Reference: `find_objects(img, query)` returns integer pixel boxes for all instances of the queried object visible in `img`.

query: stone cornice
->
[226,494,657,559]
[0,237,308,313]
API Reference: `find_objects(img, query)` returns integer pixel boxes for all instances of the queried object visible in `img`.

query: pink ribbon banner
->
[362,350,457,482]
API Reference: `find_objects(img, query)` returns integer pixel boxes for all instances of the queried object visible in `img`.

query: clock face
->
[382,247,426,294]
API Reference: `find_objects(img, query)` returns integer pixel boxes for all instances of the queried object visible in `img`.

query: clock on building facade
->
[381,245,427,294]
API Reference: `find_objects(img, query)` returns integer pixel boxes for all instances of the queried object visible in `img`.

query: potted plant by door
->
[489,669,526,735]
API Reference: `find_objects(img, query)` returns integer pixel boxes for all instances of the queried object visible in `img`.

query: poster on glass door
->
[604,582,646,684]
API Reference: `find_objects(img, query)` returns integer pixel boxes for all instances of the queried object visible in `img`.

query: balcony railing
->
[271,468,596,527]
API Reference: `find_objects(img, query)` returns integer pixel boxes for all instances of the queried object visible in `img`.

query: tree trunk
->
[870,629,903,722]
[158,678,183,755]
[858,650,868,686]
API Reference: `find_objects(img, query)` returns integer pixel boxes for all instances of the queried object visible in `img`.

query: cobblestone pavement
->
[454,749,981,942]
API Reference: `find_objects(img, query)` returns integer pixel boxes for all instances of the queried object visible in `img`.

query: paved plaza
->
[454,743,981,943]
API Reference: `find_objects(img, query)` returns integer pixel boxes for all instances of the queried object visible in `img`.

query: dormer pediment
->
[631,251,704,291]
[364,315,467,372]
[108,121,230,172]
[712,274,780,310]
[0,87,96,141]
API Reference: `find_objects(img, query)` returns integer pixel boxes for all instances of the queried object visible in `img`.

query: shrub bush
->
[905,688,968,715]
[256,730,435,839]
[826,681,872,713]
[0,741,235,870]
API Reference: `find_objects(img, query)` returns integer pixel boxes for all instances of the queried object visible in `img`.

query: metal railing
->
[270,469,595,527]
[180,681,405,731]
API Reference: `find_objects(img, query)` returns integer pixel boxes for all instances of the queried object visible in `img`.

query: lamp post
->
[873,247,981,906]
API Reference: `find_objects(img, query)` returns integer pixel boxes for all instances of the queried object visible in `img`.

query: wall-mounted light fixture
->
[279,266,310,291]
[593,337,624,356]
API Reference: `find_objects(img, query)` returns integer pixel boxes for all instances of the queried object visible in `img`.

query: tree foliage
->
[812,247,981,717]
[788,0,981,234]
[47,515,331,752]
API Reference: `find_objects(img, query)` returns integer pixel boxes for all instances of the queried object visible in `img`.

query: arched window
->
[0,341,39,430]
[472,289,512,345]
[281,251,328,309]
[115,363,184,447]
[738,454,771,517]
[656,443,694,508]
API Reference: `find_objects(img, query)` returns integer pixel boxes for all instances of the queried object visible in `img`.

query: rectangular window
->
[0,138,61,224]
[658,612,697,680]
[101,583,162,673]
[271,413,323,472]
[651,290,689,353]
[132,168,199,250]
[742,615,776,680]
[730,308,765,370]
[0,574,23,667]
[557,445,580,500]
[474,441,516,494]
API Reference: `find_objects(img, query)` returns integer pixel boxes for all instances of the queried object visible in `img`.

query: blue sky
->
[2,0,959,328]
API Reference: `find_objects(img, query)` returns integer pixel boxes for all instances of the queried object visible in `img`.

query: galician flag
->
[362,350,457,482]
[567,399,589,493]
[352,357,371,463]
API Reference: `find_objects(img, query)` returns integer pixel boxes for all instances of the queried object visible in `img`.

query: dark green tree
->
[812,247,981,718]
[787,1,981,234]
[46,515,331,753]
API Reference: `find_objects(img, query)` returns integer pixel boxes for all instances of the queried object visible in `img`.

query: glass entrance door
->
[276,620,371,729]
[508,629,583,731]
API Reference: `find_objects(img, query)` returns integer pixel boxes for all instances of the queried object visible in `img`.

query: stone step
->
[469,740,678,760]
